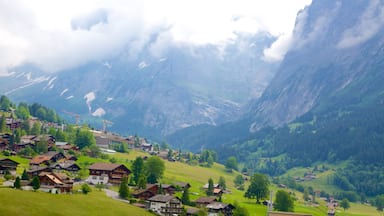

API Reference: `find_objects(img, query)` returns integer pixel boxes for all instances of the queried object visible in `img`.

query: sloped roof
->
[195,196,217,204]
[147,194,177,203]
[88,162,129,172]
[206,202,234,210]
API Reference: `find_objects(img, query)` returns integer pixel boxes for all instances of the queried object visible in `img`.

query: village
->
[0,113,240,216]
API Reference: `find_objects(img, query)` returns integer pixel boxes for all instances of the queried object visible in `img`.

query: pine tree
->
[182,188,191,205]
[207,178,214,196]
[21,169,29,181]
[119,176,130,199]
[14,176,21,189]
[31,176,40,191]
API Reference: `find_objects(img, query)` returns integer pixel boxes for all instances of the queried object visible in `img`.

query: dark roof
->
[147,194,178,203]
[174,182,191,188]
[0,158,19,164]
[88,163,130,173]
[195,196,217,204]
[206,202,235,210]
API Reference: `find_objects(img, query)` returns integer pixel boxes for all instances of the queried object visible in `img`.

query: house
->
[13,142,35,152]
[34,135,56,149]
[203,183,220,189]
[50,161,81,172]
[174,182,191,191]
[206,202,235,216]
[27,166,51,178]
[147,194,183,216]
[213,188,223,197]
[29,151,66,166]
[38,172,73,193]
[132,184,159,200]
[195,196,217,207]
[0,133,11,151]
[158,183,176,195]
[55,141,79,152]
[5,118,22,131]
[0,158,19,175]
[87,162,131,185]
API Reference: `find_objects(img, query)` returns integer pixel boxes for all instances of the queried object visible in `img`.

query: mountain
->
[168,0,384,156]
[1,33,278,139]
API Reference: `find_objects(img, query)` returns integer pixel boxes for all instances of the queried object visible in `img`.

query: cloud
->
[0,0,311,74]
[337,0,384,49]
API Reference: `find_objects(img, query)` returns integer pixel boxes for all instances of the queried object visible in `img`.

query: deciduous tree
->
[244,173,269,204]
[340,198,350,211]
[145,156,165,184]
[274,190,294,212]
[119,176,130,199]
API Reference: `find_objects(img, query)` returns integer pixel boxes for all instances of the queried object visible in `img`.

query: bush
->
[81,183,92,194]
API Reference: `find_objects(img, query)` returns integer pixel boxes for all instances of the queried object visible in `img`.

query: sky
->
[0,0,312,75]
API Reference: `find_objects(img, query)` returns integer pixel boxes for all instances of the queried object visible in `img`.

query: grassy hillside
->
[2,151,381,216]
[0,188,152,216]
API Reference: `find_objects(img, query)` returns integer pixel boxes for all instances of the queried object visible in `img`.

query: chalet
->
[195,197,218,207]
[87,163,131,185]
[38,172,73,193]
[27,166,51,178]
[174,182,191,191]
[0,158,19,175]
[55,141,79,152]
[13,142,35,152]
[203,183,220,189]
[147,194,183,216]
[29,151,66,166]
[206,202,235,216]
[213,188,224,197]
[158,183,176,195]
[50,161,80,172]
[0,133,11,150]
[5,118,22,131]
[132,184,159,200]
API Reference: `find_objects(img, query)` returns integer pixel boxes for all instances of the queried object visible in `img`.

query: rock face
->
[2,34,277,137]
[248,0,384,132]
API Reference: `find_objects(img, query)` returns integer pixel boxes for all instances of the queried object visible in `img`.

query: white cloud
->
[92,107,106,117]
[337,0,384,49]
[0,0,311,74]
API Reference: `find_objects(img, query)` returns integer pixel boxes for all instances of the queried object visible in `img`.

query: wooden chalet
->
[147,194,183,216]
[5,118,22,131]
[29,151,66,166]
[0,158,19,174]
[27,166,51,178]
[38,172,73,193]
[195,196,218,207]
[0,133,11,151]
[55,141,79,152]
[174,182,191,191]
[132,184,159,200]
[158,183,176,195]
[88,162,131,184]
[206,202,235,216]
[50,161,80,172]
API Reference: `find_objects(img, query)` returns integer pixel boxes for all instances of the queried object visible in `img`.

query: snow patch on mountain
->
[106,97,113,102]
[84,91,96,113]
[92,108,106,117]
[138,61,149,69]
[66,95,74,100]
[60,88,69,96]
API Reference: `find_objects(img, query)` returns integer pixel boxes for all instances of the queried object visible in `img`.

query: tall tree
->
[181,188,191,205]
[375,195,384,213]
[218,176,226,190]
[207,178,214,196]
[30,122,41,135]
[234,174,245,188]
[340,198,350,212]
[119,176,130,199]
[132,157,145,185]
[225,156,238,171]
[21,169,29,181]
[274,190,294,212]
[31,176,40,191]
[14,176,21,189]
[74,128,96,149]
[244,173,270,204]
[145,156,165,184]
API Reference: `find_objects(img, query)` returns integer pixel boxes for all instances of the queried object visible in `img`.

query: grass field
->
[0,188,152,216]
[2,151,381,216]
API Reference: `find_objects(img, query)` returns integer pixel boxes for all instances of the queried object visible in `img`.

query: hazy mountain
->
[1,33,278,139]
[167,0,384,152]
